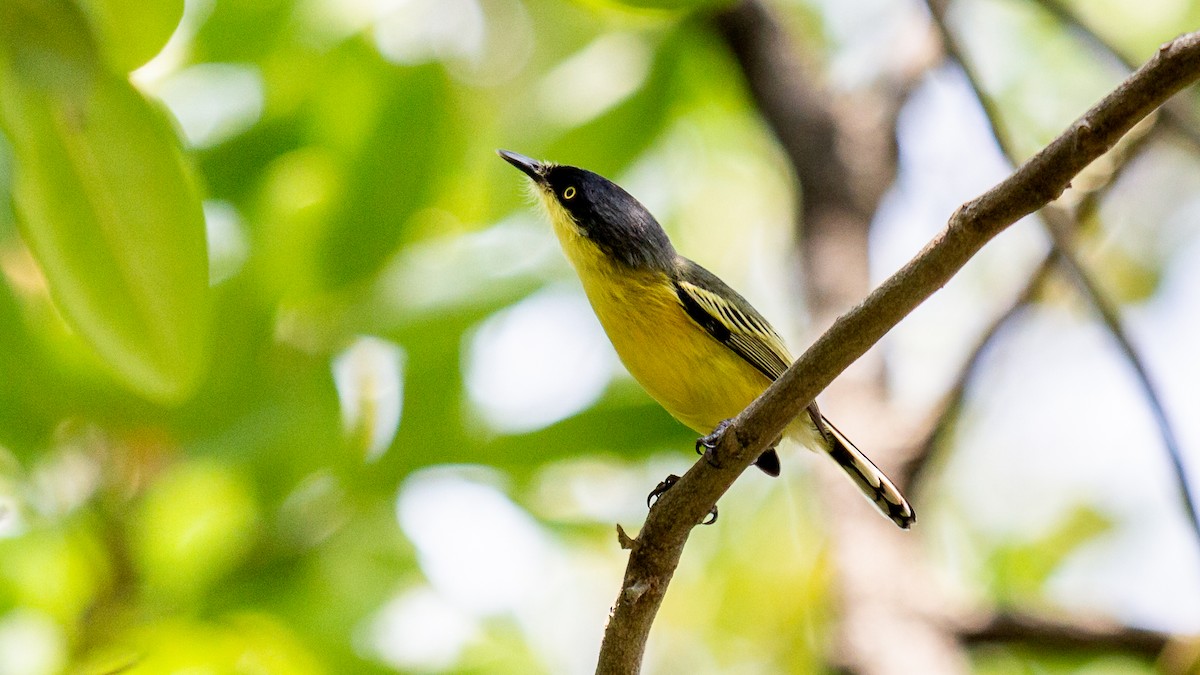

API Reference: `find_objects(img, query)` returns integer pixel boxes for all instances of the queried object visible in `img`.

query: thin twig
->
[1032,0,1200,152]
[902,250,1058,493]
[960,610,1171,658]
[1045,209,1200,539]
[928,0,1200,547]
[595,26,1200,675]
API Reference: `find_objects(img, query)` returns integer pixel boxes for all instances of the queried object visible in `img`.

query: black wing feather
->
[672,258,791,381]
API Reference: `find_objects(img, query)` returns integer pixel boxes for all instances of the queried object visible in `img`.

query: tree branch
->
[710,3,964,667]
[901,249,1058,493]
[714,0,930,324]
[1031,0,1200,153]
[928,0,1200,544]
[960,611,1170,658]
[1045,208,1200,539]
[715,5,962,672]
[595,27,1200,675]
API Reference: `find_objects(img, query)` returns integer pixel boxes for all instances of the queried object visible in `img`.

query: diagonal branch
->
[927,0,1200,545]
[714,0,909,322]
[595,26,1200,675]
[1031,0,1200,153]
[717,5,959,673]
[1044,208,1200,539]
[960,610,1171,657]
[901,249,1058,493]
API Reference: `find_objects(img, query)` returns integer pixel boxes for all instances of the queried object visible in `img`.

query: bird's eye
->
[563,186,577,200]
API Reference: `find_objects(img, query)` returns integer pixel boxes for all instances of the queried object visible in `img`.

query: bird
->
[498,150,914,529]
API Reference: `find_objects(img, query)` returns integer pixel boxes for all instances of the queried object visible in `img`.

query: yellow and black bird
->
[499,150,914,528]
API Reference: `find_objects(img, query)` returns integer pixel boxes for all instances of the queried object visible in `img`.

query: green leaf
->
[133,460,259,601]
[580,0,735,13]
[192,0,293,63]
[74,0,184,72]
[544,27,687,176]
[316,57,456,290]
[0,1,209,403]
[0,0,99,82]
[988,506,1112,605]
[0,517,111,624]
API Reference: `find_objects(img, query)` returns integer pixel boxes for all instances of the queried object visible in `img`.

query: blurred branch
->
[714,0,930,324]
[714,5,963,672]
[713,0,863,219]
[595,8,1200,672]
[1031,0,1200,153]
[928,0,1200,546]
[960,611,1170,658]
[927,0,1162,171]
[1045,208,1200,538]
[901,249,1058,493]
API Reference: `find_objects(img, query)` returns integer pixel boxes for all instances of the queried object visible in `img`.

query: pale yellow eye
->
[563,186,576,200]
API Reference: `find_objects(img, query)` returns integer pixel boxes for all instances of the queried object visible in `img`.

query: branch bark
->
[594,25,1200,675]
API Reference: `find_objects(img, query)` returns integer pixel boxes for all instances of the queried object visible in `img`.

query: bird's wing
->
[672,258,792,381]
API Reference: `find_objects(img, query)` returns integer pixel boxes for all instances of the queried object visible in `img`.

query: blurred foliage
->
[973,648,1153,675]
[0,0,207,404]
[0,0,1194,673]
[986,507,1112,608]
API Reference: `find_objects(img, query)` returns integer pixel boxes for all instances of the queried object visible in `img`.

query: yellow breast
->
[546,202,772,434]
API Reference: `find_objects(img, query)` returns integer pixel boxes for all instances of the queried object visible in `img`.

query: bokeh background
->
[1,0,1200,673]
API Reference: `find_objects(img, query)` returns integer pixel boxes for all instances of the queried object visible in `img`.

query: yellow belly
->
[542,192,775,435]
[579,265,773,434]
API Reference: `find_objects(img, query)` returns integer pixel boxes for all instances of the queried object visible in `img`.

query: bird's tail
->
[820,418,915,529]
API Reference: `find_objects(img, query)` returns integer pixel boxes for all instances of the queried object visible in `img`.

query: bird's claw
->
[646,474,718,525]
[695,419,733,469]
[647,474,680,508]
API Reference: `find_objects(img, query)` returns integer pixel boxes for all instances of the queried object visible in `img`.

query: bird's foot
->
[646,474,679,508]
[695,419,733,469]
[646,474,717,525]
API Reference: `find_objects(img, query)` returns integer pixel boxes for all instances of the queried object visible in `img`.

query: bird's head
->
[498,150,675,272]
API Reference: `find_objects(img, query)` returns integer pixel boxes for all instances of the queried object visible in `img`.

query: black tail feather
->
[821,419,915,528]
[754,448,780,477]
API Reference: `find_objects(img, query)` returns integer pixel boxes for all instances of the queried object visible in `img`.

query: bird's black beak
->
[497,149,548,186]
